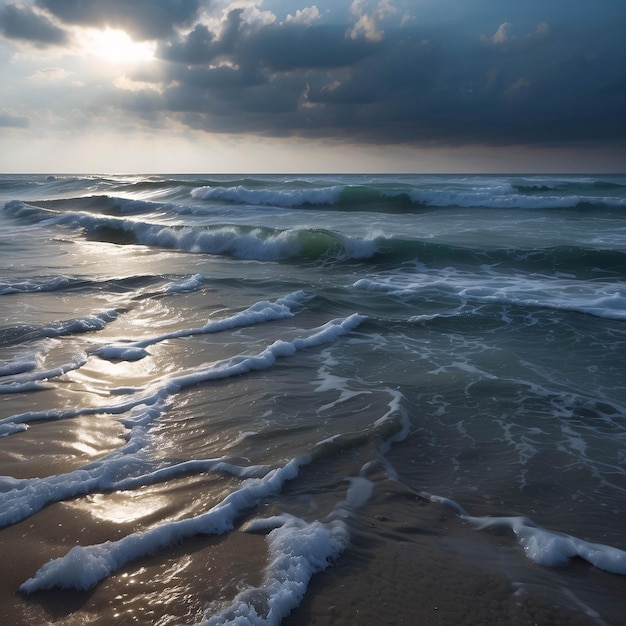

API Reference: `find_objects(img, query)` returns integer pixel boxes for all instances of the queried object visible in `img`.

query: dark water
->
[1,174,625,625]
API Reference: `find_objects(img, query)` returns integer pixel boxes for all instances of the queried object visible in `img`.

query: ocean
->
[0,173,625,625]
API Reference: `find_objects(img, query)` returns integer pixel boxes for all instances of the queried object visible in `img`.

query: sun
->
[85,28,156,64]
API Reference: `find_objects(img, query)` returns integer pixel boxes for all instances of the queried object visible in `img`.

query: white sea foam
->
[0,311,364,436]
[20,456,308,593]
[47,209,375,261]
[458,284,626,321]
[0,423,29,438]
[0,442,270,528]
[0,275,70,295]
[355,275,626,321]
[0,312,366,529]
[93,291,310,362]
[373,387,411,455]
[0,354,38,377]
[202,470,377,625]
[0,310,118,349]
[469,515,626,575]
[313,348,369,413]
[165,273,206,293]
[94,345,149,361]
[202,515,348,626]
[16,358,395,607]
[423,492,626,575]
[6,201,382,261]
[157,313,366,396]
[111,459,271,492]
[0,353,88,394]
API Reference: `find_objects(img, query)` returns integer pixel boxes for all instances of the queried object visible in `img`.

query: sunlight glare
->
[87,29,156,64]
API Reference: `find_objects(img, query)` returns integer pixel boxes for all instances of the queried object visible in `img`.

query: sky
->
[0,0,625,173]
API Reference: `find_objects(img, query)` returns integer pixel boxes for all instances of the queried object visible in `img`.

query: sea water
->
[0,174,625,624]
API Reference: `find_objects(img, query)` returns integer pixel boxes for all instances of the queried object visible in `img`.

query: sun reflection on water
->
[81,491,169,525]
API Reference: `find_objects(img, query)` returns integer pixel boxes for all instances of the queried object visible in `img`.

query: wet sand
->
[2,469,624,626]
[285,482,624,626]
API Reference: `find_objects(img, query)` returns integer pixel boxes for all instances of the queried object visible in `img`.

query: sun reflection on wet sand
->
[1,416,127,479]
[63,352,157,401]
[79,491,169,525]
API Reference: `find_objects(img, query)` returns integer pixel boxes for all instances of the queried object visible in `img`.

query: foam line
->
[468,515,626,575]
[165,273,206,293]
[0,315,365,527]
[0,313,364,437]
[0,423,29,438]
[20,456,308,593]
[355,277,626,322]
[0,356,38,377]
[16,369,401,597]
[0,447,270,529]
[0,276,71,295]
[93,291,310,361]
[0,310,119,347]
[111,459,271,491]
[202,471,379,624]
[202,516,348,626]
[421,492,626,575]
[0,355,88,395]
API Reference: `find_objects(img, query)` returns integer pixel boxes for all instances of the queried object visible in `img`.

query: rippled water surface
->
[1,173,625,625]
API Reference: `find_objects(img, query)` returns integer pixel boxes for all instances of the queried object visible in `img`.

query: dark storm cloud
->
[136,5,626,150]
[35,0,202,41]
[160,12,378,71]
[238,21,380,71]
[6,0,621,152]
[159,9,243,65]
[0,3,69,46]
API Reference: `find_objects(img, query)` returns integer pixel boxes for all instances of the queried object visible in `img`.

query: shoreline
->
[2,474,624,626]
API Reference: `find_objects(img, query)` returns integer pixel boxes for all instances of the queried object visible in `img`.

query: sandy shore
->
[284,482,624,626]
[2,474,624,626]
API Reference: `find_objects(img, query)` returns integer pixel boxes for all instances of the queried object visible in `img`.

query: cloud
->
[35,0,202,41]
[505,76,531,97]
[0,109,29,127]
[159,9,244,65]
[161,11,379,71]
[489,21,512,45]
[533,22,550,38]
[285,6,320,26]
[1,0,625,160]
[346,0,397,42]
[0,3,69,46]
[113,74,164,93]
[27,67,74,81]
[481,21,551,47]
[94,3,623,151]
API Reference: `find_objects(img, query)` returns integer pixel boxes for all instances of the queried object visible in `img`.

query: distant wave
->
[5,175,626,217]
[32,195,167,216]
[189,179,626,211]
[4,202,380,262]
[191,184,343,207]
[512,177,626,194]
[5,200,626,271]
